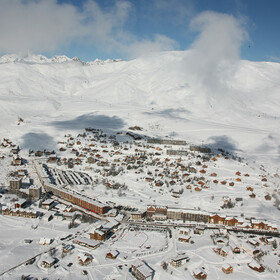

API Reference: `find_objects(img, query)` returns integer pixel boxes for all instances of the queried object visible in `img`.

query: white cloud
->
[183,11,248,95]
[122,34,178,59]
[0,0,178,58]
[0,0,85,53]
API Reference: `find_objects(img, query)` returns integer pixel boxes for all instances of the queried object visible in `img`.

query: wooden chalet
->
[222,264,233,274]
[13,156,22,166]
[224,217,238,226]
[193,267,207,279]
[131,211,145,220]
[78,253,92,266]
[248,260,265,272]
[106,250,119,259]
[170,253,190,267]
[62,244,74,254]
[178,235,191,243]
[213,246,230,257]
[90,228,107,241]
[41,256,56,268]
[251,220,268,230]
[209,214,226,225]
[131,261,155,280]
[74,237,100,250]
[14,199,27,209]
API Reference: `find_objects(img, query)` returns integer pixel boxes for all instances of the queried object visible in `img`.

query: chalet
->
[42,199,55,210]
[73,237,100,250]
[248,260,265,272]
[230,243,241,254]
[62,244,74,253]
[90,228,107,241]
[41,256,56,268]
[131,260,155,280]
[12,156,22,166]
[251,220,267,230]
[224,217,238,227]
[78,252,93,266]
[39,238,52,245]
[209,214,225,225]
[222,264,233,274]
[264,194,271,200]
[131,211,145,220]
[179,229,189,235]
[47,156,58,164]
[249,193,256,198]
[178,235,191,243]
[14,199,27,209]
[146,206,167,218]
[248,238,259,247]
[43,212,53,222]
[170,253,190,267]
[10,146,20,154]
[35,150,43,157]
[194,227,205,235]
[242,244,260,257]
[172,191,180,198]
[106,250,119,259]
[193,267,207,279]
[267,223,277,231]
[155,181,164,187]
[213,246,230,257]
[153,214,167,221]
[145,177,154,183]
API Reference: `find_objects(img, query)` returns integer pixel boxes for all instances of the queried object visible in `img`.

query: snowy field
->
[0,52,280,279]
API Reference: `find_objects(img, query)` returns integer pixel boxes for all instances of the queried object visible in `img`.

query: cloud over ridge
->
[0,0,178,58]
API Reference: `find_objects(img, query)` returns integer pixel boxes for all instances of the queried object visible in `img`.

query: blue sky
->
[0,0,279,62]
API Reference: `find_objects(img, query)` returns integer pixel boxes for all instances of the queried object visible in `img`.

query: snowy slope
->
[0,51,280,165]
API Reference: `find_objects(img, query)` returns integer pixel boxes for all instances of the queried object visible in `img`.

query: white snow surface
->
[0,51,280,167]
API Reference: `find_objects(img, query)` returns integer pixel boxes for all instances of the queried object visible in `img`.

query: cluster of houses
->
[1,206,38,218]
[89,218,120,241]
[140,205,278,232]
[1,199,38,218]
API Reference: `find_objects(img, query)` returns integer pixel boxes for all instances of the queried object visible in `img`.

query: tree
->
[161,261,168,270]
[272,239,278,250]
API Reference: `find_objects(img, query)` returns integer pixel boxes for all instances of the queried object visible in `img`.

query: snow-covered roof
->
[136,262,154,278]
[74,237,100,248]
[249,260,262,268]
[171,253,189,262]
[42,256,55,264]
[222,263,232,270]
[78,253,92,263]
[42,199,55,205]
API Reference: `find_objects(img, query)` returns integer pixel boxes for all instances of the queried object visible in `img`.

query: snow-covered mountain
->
[0,51,279,166]
[0,53,122,65]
